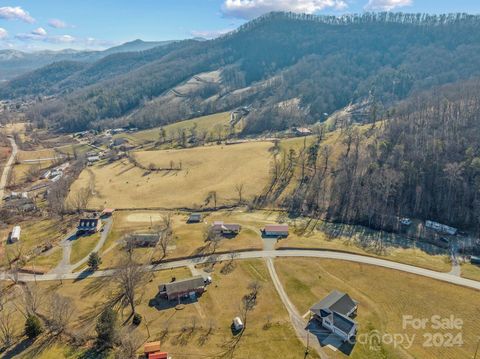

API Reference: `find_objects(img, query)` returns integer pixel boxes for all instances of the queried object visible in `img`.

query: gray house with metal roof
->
[159,276,206,300]
[310,290,358,342]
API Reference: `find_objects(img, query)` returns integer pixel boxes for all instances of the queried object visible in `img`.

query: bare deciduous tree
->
[113,259,144,319]
[116,329,143,359]
[0,309,15,348]
[46,294,75,335]
[235,183,245,204]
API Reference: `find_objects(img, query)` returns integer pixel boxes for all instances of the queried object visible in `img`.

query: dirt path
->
[0,136,17,204]
[265,257,328,359]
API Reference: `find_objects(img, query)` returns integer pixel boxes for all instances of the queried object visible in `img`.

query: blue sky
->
[1,0,480,51]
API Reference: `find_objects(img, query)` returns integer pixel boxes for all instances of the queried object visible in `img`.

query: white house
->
[10,226,21,243]
[310,290,358,342]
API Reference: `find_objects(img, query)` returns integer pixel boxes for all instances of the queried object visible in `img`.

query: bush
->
[25,315,43,339]
[132,313,142,326]
[88,252,102,271]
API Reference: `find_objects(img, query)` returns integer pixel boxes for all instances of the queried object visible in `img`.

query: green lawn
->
[25,247,63,271]
[70,232,101,265]
[461,262,480,281]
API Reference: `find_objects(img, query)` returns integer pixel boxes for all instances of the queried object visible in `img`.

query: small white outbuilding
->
[10,226,21,243]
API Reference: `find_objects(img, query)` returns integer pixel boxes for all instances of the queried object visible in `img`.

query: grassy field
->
[1,216,78,271]
[98,209,451,272]
[69,141,273,209]
[16,148,58,161]
[461,262,480,281]
[70,232,101,265]
[115,112,232,145]
[276,258,480,359]
[55,143,92,156]
[98,210,264,269]
[276,219,451,272]
[7,260,314,359]
[10,161,53,183]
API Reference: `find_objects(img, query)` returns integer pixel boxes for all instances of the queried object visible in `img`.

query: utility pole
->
[474,336,480,359]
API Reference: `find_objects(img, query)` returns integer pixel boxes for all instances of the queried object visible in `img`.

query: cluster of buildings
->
[143,341,169,359]
[42,162,70,183]
[188,212,290,238]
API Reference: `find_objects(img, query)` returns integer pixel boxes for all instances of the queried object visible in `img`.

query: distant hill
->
[101,39,175,55]
[4,12,480,132]
[0,39,173,81]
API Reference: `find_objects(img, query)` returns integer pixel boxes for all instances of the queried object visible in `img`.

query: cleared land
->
[276,258,480,359]
[16,148,58,161]
[70,141,273,209]
[276,222,451,272]
[6,260,314,359]
[70,232,101,265]
[1,216,78,271]
[461,262,480,281]
[115,111,232,145]
[98,210,264,269]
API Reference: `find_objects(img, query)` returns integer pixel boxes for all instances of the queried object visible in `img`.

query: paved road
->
[266,257,328,359]
[3,249,480,290]
[0,136,17,204]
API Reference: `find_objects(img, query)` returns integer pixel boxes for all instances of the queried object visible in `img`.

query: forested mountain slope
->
[282,79,480,233]
[4,12,480,133]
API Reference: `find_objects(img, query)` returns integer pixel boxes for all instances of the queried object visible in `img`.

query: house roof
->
[131,233,160,242]
[144,341,161,354]
[149,353,168,359]
[332,312,356,334]
[212,221,241,231]
[189,213,202,219]
[310,290,356,317]
[264,224,289,232]
[159,276,205,297]
[78,218,100,228]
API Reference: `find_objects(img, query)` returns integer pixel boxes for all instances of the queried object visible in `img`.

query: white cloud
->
[48,18,68,29]
[16,32,75,44]
[364,0,412,11]
[0,6,35,23]
[53,35,75,43]
[0,28,7,39]
[190,28,233,39]
[221,0,348,19]
[32,27,47,36]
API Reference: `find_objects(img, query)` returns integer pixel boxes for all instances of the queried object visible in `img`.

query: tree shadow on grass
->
[2,333,59,359]
[78,347,111,359]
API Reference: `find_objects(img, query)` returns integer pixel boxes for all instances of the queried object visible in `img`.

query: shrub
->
[25,315,43,339]
[88,252,102,271]
[132,313,142,326]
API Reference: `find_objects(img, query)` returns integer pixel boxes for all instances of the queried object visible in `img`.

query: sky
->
[1,0,480,51]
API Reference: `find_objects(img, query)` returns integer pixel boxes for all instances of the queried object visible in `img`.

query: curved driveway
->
[2,249,479,290]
